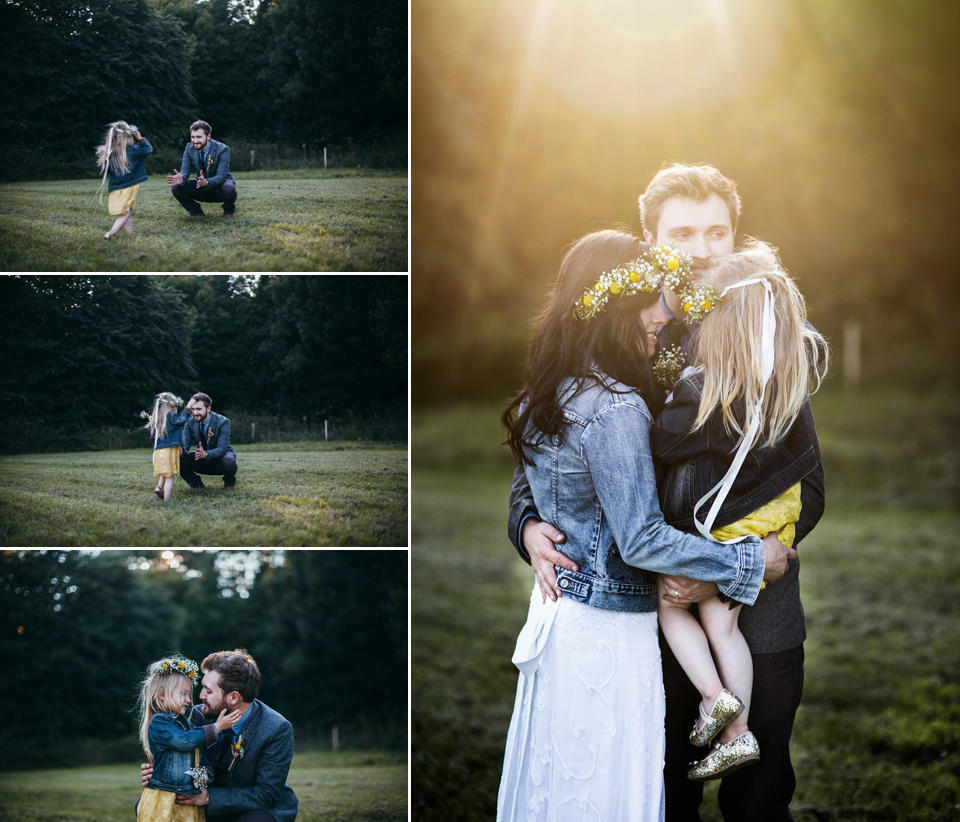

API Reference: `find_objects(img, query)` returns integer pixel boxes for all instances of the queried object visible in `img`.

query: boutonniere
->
[206,154,213,167]
[206,425,213,442]
[228,733,246,772]
[186,764,212,790]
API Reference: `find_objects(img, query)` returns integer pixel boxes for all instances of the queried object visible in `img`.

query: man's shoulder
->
[251,699,292,732]
[212,411,231,426]
[211,139,230,153]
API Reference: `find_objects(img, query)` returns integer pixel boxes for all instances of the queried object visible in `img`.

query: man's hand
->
[197,169,209,188]
[522,519,577,603]
[762,528,798,584]
[660,575,718,604]
[140,762,153,788]
[166,168,184,186]
[175,788,208,806]
[196,442,207,460]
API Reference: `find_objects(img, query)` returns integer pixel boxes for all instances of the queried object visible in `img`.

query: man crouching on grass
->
[180,392,238,490]
[139,649,299,822]
[166,120,238,218]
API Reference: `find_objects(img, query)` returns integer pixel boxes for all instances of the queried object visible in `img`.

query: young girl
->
[96,120,152,240]
[135,655,241,821]
[141,392,191,501]
[651,242,828,781]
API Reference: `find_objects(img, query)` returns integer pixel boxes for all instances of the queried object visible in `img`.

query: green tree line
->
[0,275,407,453]
[412,0,960,402]
[0,0,407,181]
[0,549,408,769]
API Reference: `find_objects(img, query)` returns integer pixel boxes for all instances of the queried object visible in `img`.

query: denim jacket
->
[146,712,218,795]
[651,369,824,538]
[514,370,765,613]
[155,410,192,451]
[108,139,152,191]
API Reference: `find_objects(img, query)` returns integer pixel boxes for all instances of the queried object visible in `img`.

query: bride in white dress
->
[498,231,768,821]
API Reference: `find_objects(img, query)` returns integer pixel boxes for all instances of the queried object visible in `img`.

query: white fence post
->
[843,319,861,391]
[324,419,328,441]
[323,147,328,168]
[332,725,339,751]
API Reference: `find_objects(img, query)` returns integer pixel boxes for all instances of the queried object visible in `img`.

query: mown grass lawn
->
[0,749,407,822]
[0,169,407,271]
[412,389,960,821]
[0,442,408,547]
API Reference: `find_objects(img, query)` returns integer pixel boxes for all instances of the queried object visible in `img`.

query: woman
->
[497,230,783,821]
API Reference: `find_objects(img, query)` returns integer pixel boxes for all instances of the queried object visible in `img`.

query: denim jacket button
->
[558,578,570,589]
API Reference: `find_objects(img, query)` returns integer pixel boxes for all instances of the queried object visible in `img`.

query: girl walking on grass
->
[135,655,241,822]
[96,120,152,239]
[651,242,828,780]
[142,392,190,502]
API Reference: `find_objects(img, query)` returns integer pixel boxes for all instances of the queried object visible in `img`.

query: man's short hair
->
[190,120,212,135]
[201,649,261,702]
[190,392,212,408]
[639,163,742,238]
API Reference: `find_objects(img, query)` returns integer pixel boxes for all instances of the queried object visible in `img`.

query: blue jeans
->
[171,179,237,215]
[662,633,805,821]
[179,451,238,488]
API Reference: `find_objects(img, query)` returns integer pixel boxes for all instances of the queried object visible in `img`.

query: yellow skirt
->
[153,446,181,478]
[108,183,140,215]
[137,788,204,822]
[711,482,802,548]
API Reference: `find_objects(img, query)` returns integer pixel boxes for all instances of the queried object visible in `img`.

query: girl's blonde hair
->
[95,121,134,176]
[143,392,182,441]
[135,665,193,762]
[692,241,829,449]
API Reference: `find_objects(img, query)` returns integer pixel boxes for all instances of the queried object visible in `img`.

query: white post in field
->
[332,726,339,751]
[323,147,328,168]
[250,149,255,169]
[843,319,861,390]
[251,422,256,441]
[324,419,328,441]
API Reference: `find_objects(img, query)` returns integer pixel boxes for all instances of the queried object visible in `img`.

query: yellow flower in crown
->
[152,655,200,686]
[573,243,693,321]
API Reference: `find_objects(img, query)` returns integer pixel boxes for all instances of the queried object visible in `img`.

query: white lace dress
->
[497,587,666,821]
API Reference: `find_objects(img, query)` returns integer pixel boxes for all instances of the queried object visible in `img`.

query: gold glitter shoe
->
[688,689,744,747]
[687,731,760,781]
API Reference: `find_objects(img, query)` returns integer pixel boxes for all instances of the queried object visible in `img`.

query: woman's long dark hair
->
[503,230,663,466]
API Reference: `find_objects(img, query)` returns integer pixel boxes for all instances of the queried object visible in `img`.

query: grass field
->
[412,389,960,820]
[0,749,407,821]
[0,169,407,271]
[0,442,407,547]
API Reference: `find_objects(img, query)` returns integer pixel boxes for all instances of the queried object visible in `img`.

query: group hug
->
[497,163,829,821]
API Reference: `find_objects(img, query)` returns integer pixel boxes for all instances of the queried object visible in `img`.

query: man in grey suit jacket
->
[180,392,238,490]
[166,119,238,217]
[141,649,298,822]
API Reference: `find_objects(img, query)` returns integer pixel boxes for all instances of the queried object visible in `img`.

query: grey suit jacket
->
[190,700,298,822]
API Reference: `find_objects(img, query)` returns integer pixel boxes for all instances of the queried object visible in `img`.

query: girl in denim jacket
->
[141,393,191,502]
[652,242,828,781]
[135,655,240,822]
[95,120,153,240]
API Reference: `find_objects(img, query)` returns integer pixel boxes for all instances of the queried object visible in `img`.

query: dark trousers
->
[171,179,237,215]
[208,813,277,822]
[661,632,805,821]
[180,450,238,488]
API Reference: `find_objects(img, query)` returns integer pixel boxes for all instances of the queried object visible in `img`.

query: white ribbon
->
[511,586,560,675]
[97,126,114,204]
[692,277,776,543]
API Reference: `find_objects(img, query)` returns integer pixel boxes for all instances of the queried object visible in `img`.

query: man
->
[166,120,238,217]
[180,392,238,490]
[507,163,824,821]
[141,649,298,821]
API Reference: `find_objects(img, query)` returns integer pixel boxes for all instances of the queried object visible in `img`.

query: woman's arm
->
[583,400,765,605]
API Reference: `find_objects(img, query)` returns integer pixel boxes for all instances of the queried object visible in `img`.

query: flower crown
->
[152,655,200,686]
[573,243,723,324]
